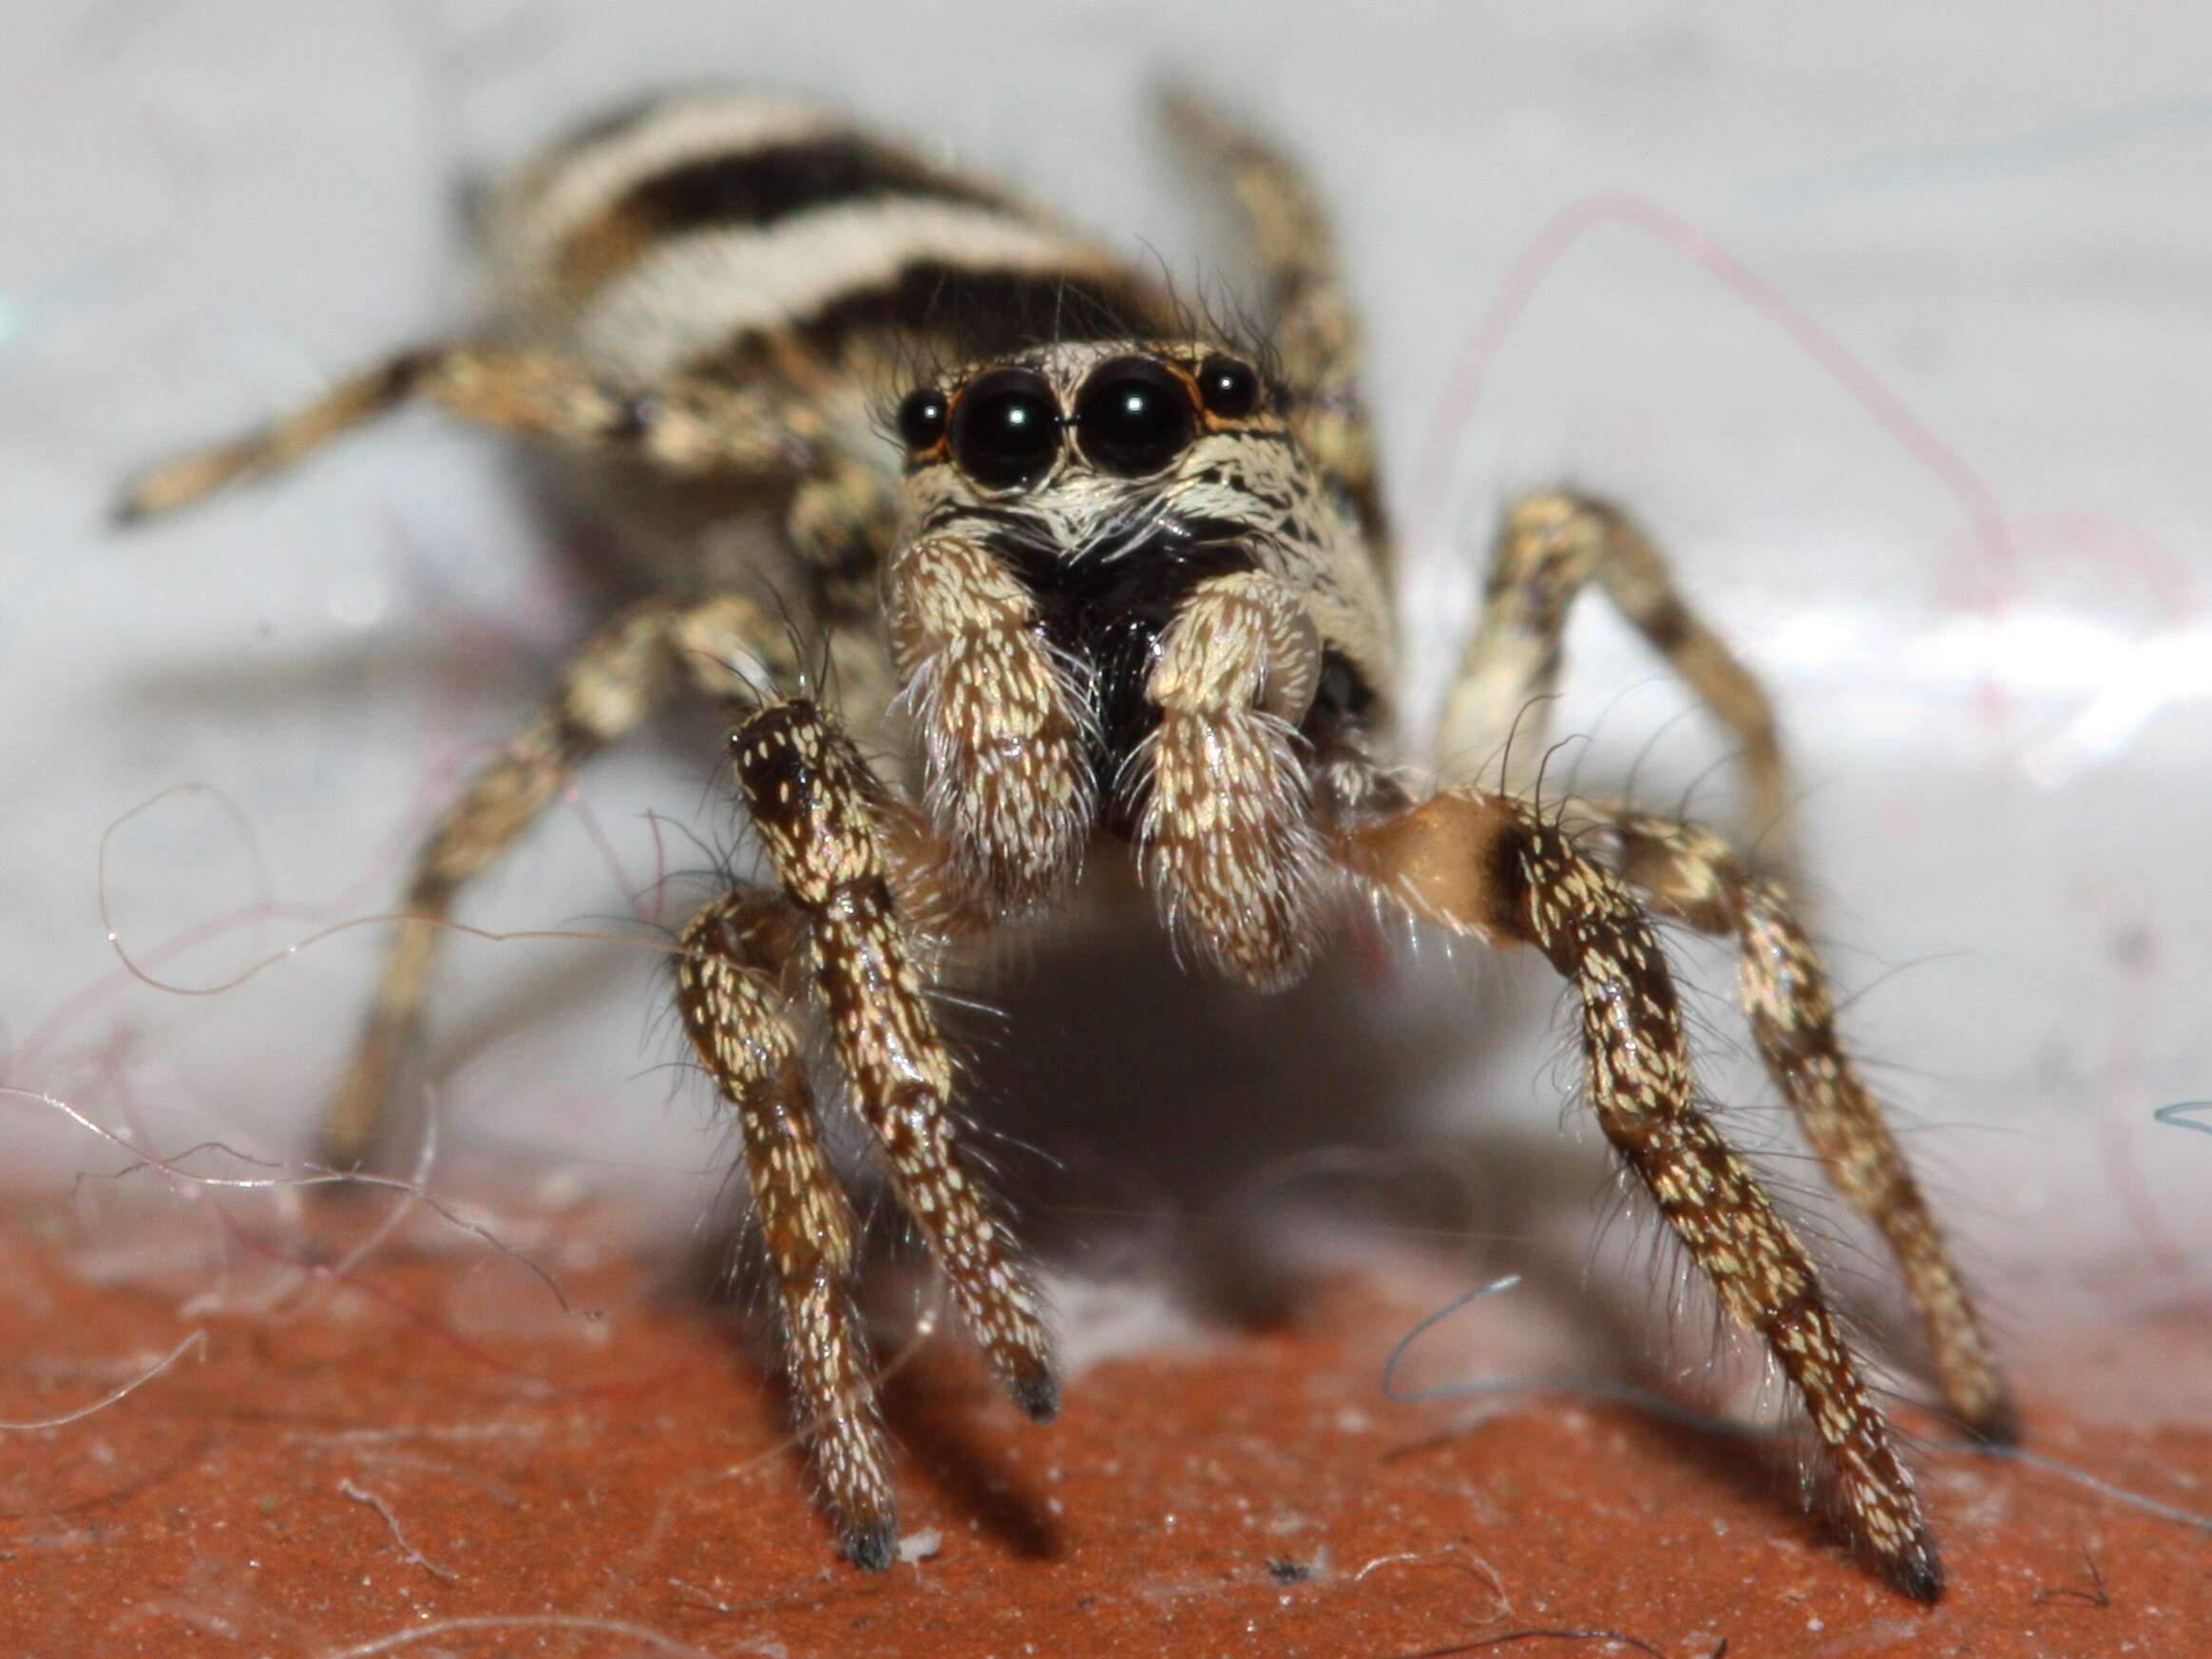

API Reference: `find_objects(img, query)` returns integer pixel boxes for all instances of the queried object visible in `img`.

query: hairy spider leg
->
[1439,492,1789,855]
[677,887,894,1566]
[1342,789,1943,1603]
[1598,807,2014,1441]
[114,344,822,522]
[718,697,1057,1423]
[317,593,807,1166]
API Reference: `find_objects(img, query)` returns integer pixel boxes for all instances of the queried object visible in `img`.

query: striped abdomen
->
[486,93,1175,387]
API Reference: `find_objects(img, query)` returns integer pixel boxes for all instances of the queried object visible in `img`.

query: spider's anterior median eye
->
[950,368,1060,488]
[896,387,948,453]
[1196,355,1260,418]
[1074,357,1194,477]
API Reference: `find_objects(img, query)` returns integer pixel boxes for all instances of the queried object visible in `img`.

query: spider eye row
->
[895,354,1263,488]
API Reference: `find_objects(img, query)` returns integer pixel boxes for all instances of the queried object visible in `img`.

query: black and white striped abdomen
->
[486,92,1173,386]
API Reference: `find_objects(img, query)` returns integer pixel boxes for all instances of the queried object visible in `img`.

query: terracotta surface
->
[3,1177,2207,1659]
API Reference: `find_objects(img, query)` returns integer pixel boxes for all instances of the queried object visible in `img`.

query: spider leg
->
[1161,88,1386,555]
[1437,493,1788,853]
[728,695,1056,1421]
[1342,788,1943,1602]
[1592,807,2013,1441]
[1134,570,1326,988]
[675,887,894,1567]
[322,591,810,1169]
[114,343,820,522]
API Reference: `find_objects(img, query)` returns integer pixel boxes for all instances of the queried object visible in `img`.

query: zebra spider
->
[119,86,2009,1598]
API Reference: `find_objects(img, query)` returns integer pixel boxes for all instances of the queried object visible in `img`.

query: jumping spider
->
[119,87,2010,1598]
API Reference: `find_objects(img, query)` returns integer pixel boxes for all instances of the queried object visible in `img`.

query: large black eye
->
[950,368,1060,488]
[896,386,948,453]
[1074,357,1194,476]
[1196,355,1260,418]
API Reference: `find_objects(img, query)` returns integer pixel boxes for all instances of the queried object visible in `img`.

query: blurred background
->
[3,0,2207,1403]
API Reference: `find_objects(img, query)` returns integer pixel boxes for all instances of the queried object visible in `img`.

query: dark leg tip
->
[110,491,150,529]
[1886,1531,1947,1606]
[841,1519,898,1573]
[308,1120,401,1202]
[1967,1396,2022,1449]
[1008,1365,1059,1424]
[311,1126,381,1185]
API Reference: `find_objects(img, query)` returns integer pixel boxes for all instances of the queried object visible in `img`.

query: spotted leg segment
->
[728,696,1057,1421]
[676,889,895,1567]
[1437,492,1789,854]
[322,594,802,1168]
[1135,570,1326,989]
[115,344,822,522]
[1343,788,1944,1602]
[1599,809,2014,1441]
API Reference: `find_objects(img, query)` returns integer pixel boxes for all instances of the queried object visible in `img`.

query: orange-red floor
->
[5,1182,2206,1659]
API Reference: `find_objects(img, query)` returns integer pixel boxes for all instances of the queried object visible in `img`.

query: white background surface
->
[4,2,2208,1361]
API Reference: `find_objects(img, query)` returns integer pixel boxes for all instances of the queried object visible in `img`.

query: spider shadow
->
[666,906,1562,1559]
[915,910,1933,1564]
[1459,1140,1857,1546]
[942,911,1492,1319]
[876,1361,1060,1561]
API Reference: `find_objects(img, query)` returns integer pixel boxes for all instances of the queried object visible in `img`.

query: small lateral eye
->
[950,368,1060,488]
[1074,356,1194,477]
[896,386,948,452]
[1196,355,1260,418]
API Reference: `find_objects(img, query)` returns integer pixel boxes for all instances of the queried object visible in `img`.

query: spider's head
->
[891,339,1299,758]
[887,339,1391,841]
[885,338,1388,960]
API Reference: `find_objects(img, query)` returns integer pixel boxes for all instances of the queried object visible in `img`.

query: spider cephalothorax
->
[120,87,2010,1599]
[883,338,1391,984]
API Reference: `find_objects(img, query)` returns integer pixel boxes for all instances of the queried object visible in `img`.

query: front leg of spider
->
[677,696,1056,1562]
[1344,790,1945,1603]
[677,888,894,1565]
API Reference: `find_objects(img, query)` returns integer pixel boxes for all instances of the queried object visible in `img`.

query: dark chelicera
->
[979,497,1380,830]
[1300,649,1378,756]
[995,517,1257,825]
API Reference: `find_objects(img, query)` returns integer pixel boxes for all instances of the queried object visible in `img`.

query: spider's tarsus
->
[111,454,224,526]
[1884,1530,1947,1606]
[1968,1397,2023,1449]
[307,1132,391,1203]
[110,482,156,528]
[1008,1365,1059,1424]
[841,1519,898,1573]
